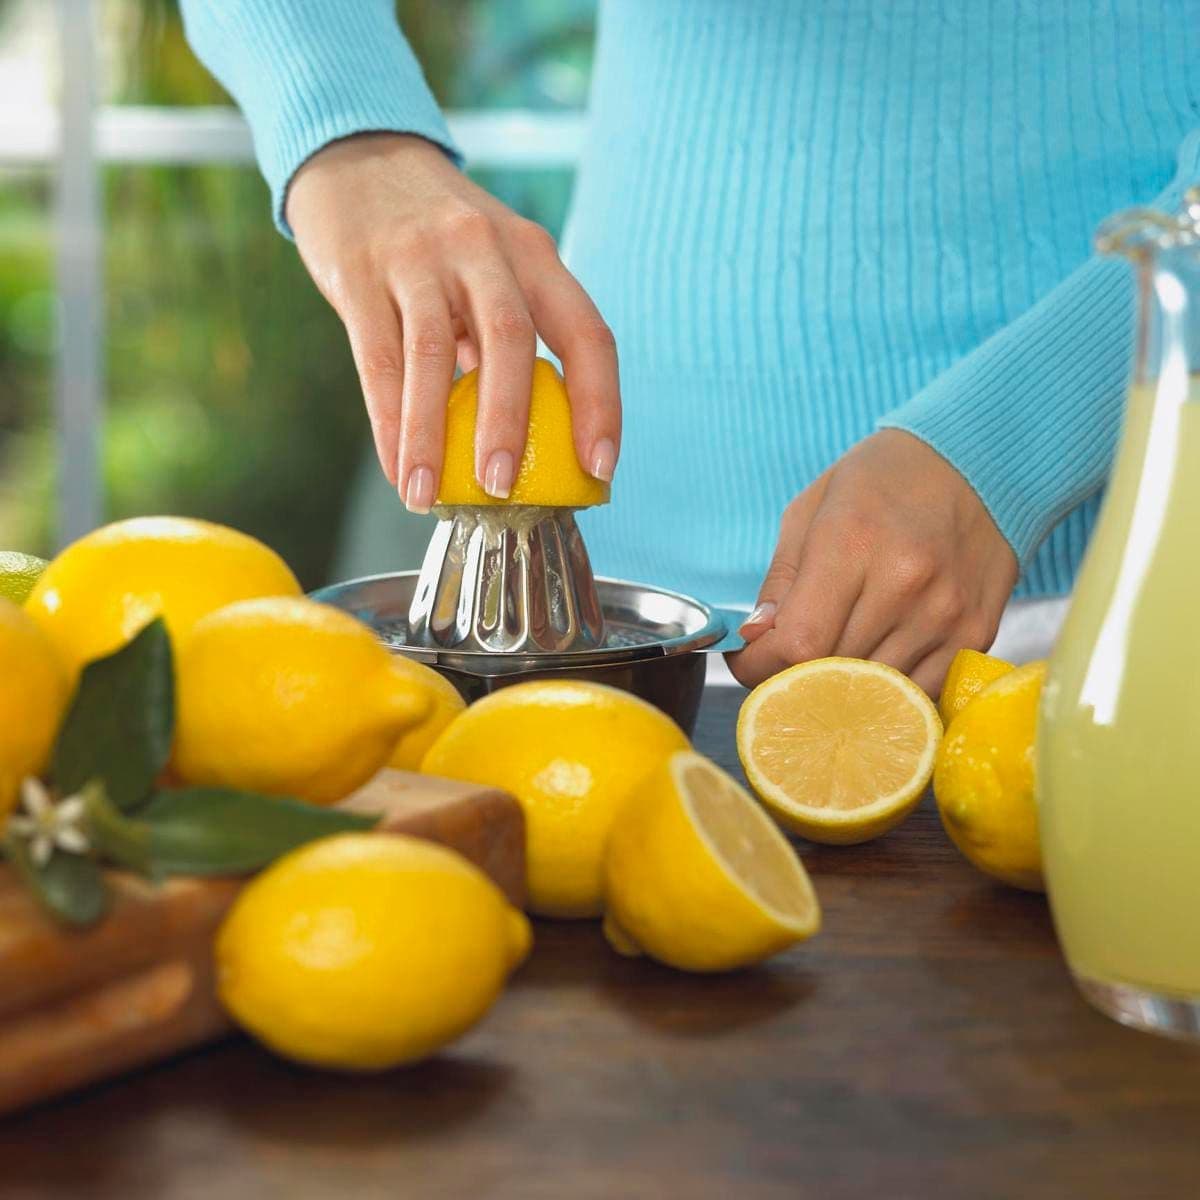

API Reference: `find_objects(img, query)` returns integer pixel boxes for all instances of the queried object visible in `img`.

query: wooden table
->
[3,686,1198,1199]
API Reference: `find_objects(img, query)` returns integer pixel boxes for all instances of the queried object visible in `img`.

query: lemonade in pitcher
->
[1039,191,1200,1038]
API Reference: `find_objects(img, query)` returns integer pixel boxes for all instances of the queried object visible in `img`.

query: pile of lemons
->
[0,365,824,1075]
[0,360,1045,1079]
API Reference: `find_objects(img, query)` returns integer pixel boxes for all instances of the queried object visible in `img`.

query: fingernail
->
[403,465,434,514]
[739,602,776,633]
[589,438,616,483]
[483,449,514,499]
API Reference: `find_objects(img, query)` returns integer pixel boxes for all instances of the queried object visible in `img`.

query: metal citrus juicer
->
[313,386,745,735]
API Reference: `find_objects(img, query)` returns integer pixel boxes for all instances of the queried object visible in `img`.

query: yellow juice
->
[1039,375,1200,996]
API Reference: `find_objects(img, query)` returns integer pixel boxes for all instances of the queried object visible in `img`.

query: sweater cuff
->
[878,257,1133,565]
[878,128,1200,567]
[180,0,460,237]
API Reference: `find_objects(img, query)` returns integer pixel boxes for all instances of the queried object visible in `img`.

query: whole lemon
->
[604,751,820,972]
[934,661,1047,891]
[26,517,301,683]
[938,648,1014,724]
[422,680,689,918]
[386,657,467,771]
[0,600,69,819]
[216,833,531,1070]
[174,597,431,805]
[437,358,609,507]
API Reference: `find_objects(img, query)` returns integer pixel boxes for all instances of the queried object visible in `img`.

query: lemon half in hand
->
[437,358,609,508]
[737,657,942,845]
[604,751,820,972]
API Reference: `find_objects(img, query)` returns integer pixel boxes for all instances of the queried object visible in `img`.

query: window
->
[0,0,594,584]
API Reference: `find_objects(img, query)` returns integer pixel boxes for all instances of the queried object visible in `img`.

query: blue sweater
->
[182,0,1200,606]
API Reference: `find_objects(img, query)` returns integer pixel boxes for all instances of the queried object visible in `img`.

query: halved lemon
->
[737,657,942,845]
[603,750,820,972]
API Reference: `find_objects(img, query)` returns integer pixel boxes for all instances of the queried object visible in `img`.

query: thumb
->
[738,472,830,642]
[739,551,796,642]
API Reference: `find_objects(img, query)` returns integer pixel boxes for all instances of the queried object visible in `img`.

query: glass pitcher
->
[1039,187,1200,1040]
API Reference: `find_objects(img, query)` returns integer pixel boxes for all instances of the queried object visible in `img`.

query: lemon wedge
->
[603,750,820,971]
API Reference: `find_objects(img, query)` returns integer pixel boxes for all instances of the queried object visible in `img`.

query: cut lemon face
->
[603,750,820,972]
[737,657,942,845]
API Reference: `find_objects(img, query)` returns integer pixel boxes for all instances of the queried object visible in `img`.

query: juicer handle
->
[706,608,749,655]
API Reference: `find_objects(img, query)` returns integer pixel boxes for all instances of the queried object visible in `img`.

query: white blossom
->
[8,778,92,866]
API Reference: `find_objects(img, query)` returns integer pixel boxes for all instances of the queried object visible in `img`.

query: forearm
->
[879,129,1200,567]
[179,0,458,235]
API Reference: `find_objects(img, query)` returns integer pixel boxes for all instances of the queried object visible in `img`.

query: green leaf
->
[3,834,109,927]
[139,788,378,876]
[52,619,174,811]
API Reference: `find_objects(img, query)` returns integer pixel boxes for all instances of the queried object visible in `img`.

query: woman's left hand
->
[727,430,1020,696]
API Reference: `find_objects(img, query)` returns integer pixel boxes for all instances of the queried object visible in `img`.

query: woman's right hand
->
[286,132,621,512]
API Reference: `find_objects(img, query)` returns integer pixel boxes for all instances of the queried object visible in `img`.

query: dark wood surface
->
[3,685,1199,1199]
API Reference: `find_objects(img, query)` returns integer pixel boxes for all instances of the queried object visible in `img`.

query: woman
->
[181,0,1200,691]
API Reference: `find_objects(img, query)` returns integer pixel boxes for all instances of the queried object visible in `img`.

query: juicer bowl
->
[311,572,740,735]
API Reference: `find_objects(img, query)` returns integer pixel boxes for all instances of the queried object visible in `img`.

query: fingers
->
[511,221,621,482]
[288,140,620,506]
[738,476,831,643]
[869,622,945,676]
[392,277,457,513]
[334,204,613,506]
[448,216,537,498]
[737,545,799,646]
[728,519,865,687]
[834,552,943,665]
[874,588,1004,695]
[909,644,960,699]
[339,290,407,490]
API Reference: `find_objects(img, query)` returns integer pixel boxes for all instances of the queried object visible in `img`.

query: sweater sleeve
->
[878,129,1200,568]
[179,0,460,237]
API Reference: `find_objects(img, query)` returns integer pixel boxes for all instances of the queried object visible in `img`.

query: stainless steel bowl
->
[311,572,745,734]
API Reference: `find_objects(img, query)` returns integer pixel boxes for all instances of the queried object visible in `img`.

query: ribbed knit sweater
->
[182,0,1200,606]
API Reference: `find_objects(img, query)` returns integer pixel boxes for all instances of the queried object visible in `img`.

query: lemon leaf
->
[139,788,378,876]
[52,619,174,811]
[2,832,110,928]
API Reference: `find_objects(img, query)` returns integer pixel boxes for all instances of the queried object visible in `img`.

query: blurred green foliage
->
[0,0,594,586]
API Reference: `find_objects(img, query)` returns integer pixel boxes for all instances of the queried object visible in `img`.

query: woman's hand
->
[286,133,621,511]
[727,430,1019,695]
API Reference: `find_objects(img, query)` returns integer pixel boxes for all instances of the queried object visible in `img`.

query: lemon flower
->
[8,777,91,866]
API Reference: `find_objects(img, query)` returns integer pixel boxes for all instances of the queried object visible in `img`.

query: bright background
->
[0,0,596,586]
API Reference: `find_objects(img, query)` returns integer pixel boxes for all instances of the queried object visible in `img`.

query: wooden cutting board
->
[0,770,525,1116]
